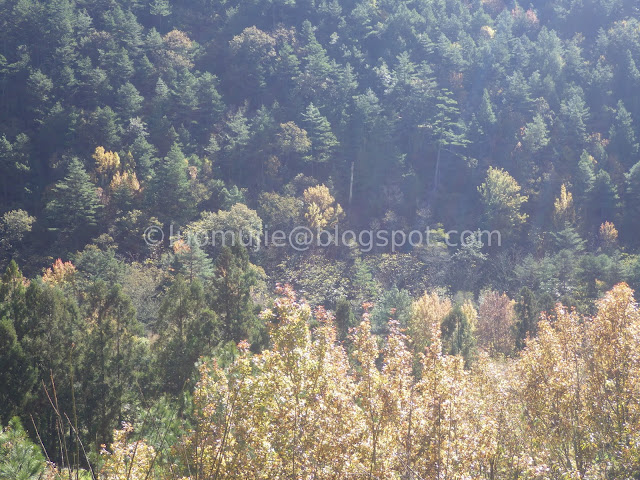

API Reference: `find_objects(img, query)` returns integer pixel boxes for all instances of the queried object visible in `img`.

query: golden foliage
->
[42,258,76,285]
[93,146,121,184]
[408,290,451,353]
[598,221,618,250]
[553,183,575,228]
[105,284,640,479]
[109,171,141,193]
[184,285,498,479]
[303,184,344,230]
[480,25,496,38]
[517,284,640,478]
[100,423,156,480]
[477,291,515,356]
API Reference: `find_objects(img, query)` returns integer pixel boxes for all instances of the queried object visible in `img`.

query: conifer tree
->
[586,170,619,232]
[45,158,103,250]
[211,245,260,345]
[514,286,538,350]
[477,88,497,130]
[0,134,30,205]
[334,297,356,342]
[609,100,639,167]
[153,275,218,394]
[0,262,35,424]
[148,142,194,224]
[440,304,476,365]
[423,89,470,195]
[78,281,145,446]
[302,103,339,165]
[116,82,144,120]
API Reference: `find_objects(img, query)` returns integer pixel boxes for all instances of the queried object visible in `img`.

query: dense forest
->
[2,0,640,478]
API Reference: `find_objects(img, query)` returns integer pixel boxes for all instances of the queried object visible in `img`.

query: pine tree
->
[85,106,122,151]
[296,21,335,101]
[576,150,596,195]
[0,209,35,265]
[45,158,103,250]
[116,82,144,120]
[423,89,470,195]
[522,114,550,153]
[0,134,30,205]
[301,103,338,165]
[196,72,224,126]
[171,238,214,283]
[334,297,356,342]
[369,287,412,335]
[440,304,476,365]
[514,286,538,350]
[78,281,145,446]
[153,275,218,394]
[150,0,171,28]
[211,245,260,345]
[148,142,194,224]
[609,100,639,167]
[559,88,590,146]
[477,88,497,129]
[0,418,45,478]
[0,262,35,424]
[586,170,619,232]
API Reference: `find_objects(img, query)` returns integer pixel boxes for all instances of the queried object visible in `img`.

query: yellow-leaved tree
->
[302,184,344,230]
[585,283,640,477]
[100,423,156,480]
[183,285,362,478]
[408,290,451,353]
[93,146,121,187]
[103,283,640,479]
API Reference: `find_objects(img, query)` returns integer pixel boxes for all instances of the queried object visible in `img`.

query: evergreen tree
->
[0,265,35,424]
[477,88,497,130]
[196,72,224,126]
[522,114,550,153]
[575,150,596,196]
[586,170,619,233]
[78,281,146,447]
[0,134,30,205]
[0,209,35,267]
[84,106,122,151]
[514,286,538,350]
[559,88,590,146]
[211,245,261,345]
[302,103,339,165]
[148,142,194,224]
[369,287,412,335]
[171,238,214,283]
[153,275,218,394]
[45,158,103,250]
[295,20,335,101]
[116,82,144,120]
[424,89,470,195]
[0,418,46,480]
[334,297,356,343]
[609,100,639,167]
[22,278,80,453]
[440,304,476,365]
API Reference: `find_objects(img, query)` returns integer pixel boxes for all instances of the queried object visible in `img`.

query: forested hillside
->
[2,0,640,478]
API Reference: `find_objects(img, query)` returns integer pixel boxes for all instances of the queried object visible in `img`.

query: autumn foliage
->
[100,283,640,479]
